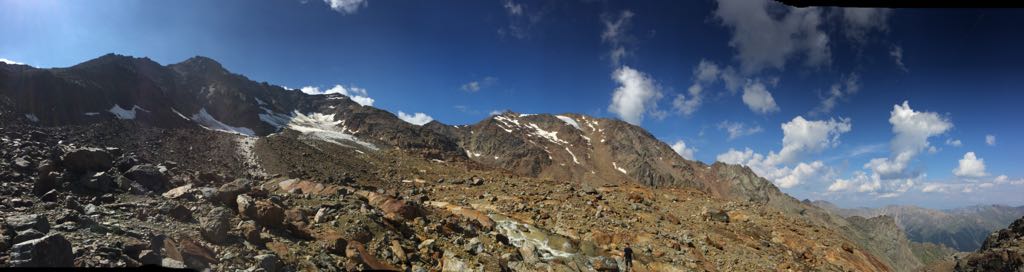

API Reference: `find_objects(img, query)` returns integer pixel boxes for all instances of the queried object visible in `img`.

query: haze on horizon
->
[2,0,1022,209]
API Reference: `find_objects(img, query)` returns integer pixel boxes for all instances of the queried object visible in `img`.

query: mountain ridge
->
[0,53,936,271]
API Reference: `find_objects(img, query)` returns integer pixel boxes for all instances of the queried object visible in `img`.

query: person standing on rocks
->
[623,243,634,272]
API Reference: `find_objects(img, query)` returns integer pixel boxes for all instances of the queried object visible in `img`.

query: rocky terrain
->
[0,53,974,271]
[955,216,1024,271]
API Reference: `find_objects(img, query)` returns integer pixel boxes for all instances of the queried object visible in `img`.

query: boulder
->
[256,254,284,272]
[200,207,233,244]
[6,214,50,234]
[32,172,58,196]
[13,229,46,244]
[124,164,170,192]
[79,171,116,193]
[61,148,113,173]
[357,191,423,222]
[237,195,285,228]
[9,234,74,267]
[464,237,483,255]
[13,156,32,170]
[113,154,146,172]
[162,184,194,199]
[217,179,252,207]
[591,256,620,271]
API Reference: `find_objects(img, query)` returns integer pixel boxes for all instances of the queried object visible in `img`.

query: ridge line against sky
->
[1,0,1022,209]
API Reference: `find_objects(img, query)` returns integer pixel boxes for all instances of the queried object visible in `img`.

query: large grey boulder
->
[62,148,113,173]
[9,234,75,267]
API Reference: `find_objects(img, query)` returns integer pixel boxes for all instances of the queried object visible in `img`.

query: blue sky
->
[2,0,1022,209]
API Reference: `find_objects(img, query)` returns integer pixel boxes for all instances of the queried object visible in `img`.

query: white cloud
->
[720,66,743,94]
[921,183,948,193]
[890,45,908,72]
[953,152,988,178]
[811,73,859,115]
[300,84,375,106]
[945,138,962,147]
[741,81,780,114]
[841,8,891,43]
[865,101,952,179]
[503,0,523,16]
[397,111,433,126]
[717,148,834,189]
[995,175,1009,184]
[671,140,697,160]
[601,10,635,66]
[672,84,703,116]
[776,116,852,164]
[323,0,368,14]
[985,134,996,146]
[775,161,830,189]
[715,116,849,189]
[489,110,504,116]
[0,58,25,65]
[717,121,762,140]
[713,0,830,73]
[608,66,662,125]
[694,60,721,84]
[461,77,497,92]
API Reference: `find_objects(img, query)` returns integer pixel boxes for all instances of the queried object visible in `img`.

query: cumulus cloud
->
[864,101,952,179]
[601,10,635,66]
[323,0,368,14]
[461,77,498,92]
[717,121,763,140]
[986,134,996,146]
[717,148,834,189]
[945,138,962,147]
[397,111,433,126]
[300,84,375,106]
[776,116,852,164]
[715,116,850,189]
[741,81,780,114]
[672,84,703,116]
[0,58,25,65]
[811,73,859,115]
[608,66,662,125]
[953,152,988,178]
[713,0,830,73]
[671,140,697,160]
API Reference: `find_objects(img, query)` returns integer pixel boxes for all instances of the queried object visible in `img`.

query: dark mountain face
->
[0,54,465,160]
[0,54,793,204]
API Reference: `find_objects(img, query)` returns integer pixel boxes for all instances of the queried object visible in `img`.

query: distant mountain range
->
[811,201,1024,252]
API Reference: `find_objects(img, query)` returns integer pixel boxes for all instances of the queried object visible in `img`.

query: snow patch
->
[258,107,293,129]
[565,147,579,164]
[286,112,378,151]
[83,112,100,116]
[191,108,256,136]
[171,108,189,120]
[465,150,482,158]
[555,115,581,130]
[526,123,568,145]
[109,104,149,120]
[24,114,38,122]
[613,162,628,174]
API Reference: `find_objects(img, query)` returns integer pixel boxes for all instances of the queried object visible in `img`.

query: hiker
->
[623,243,634,272]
